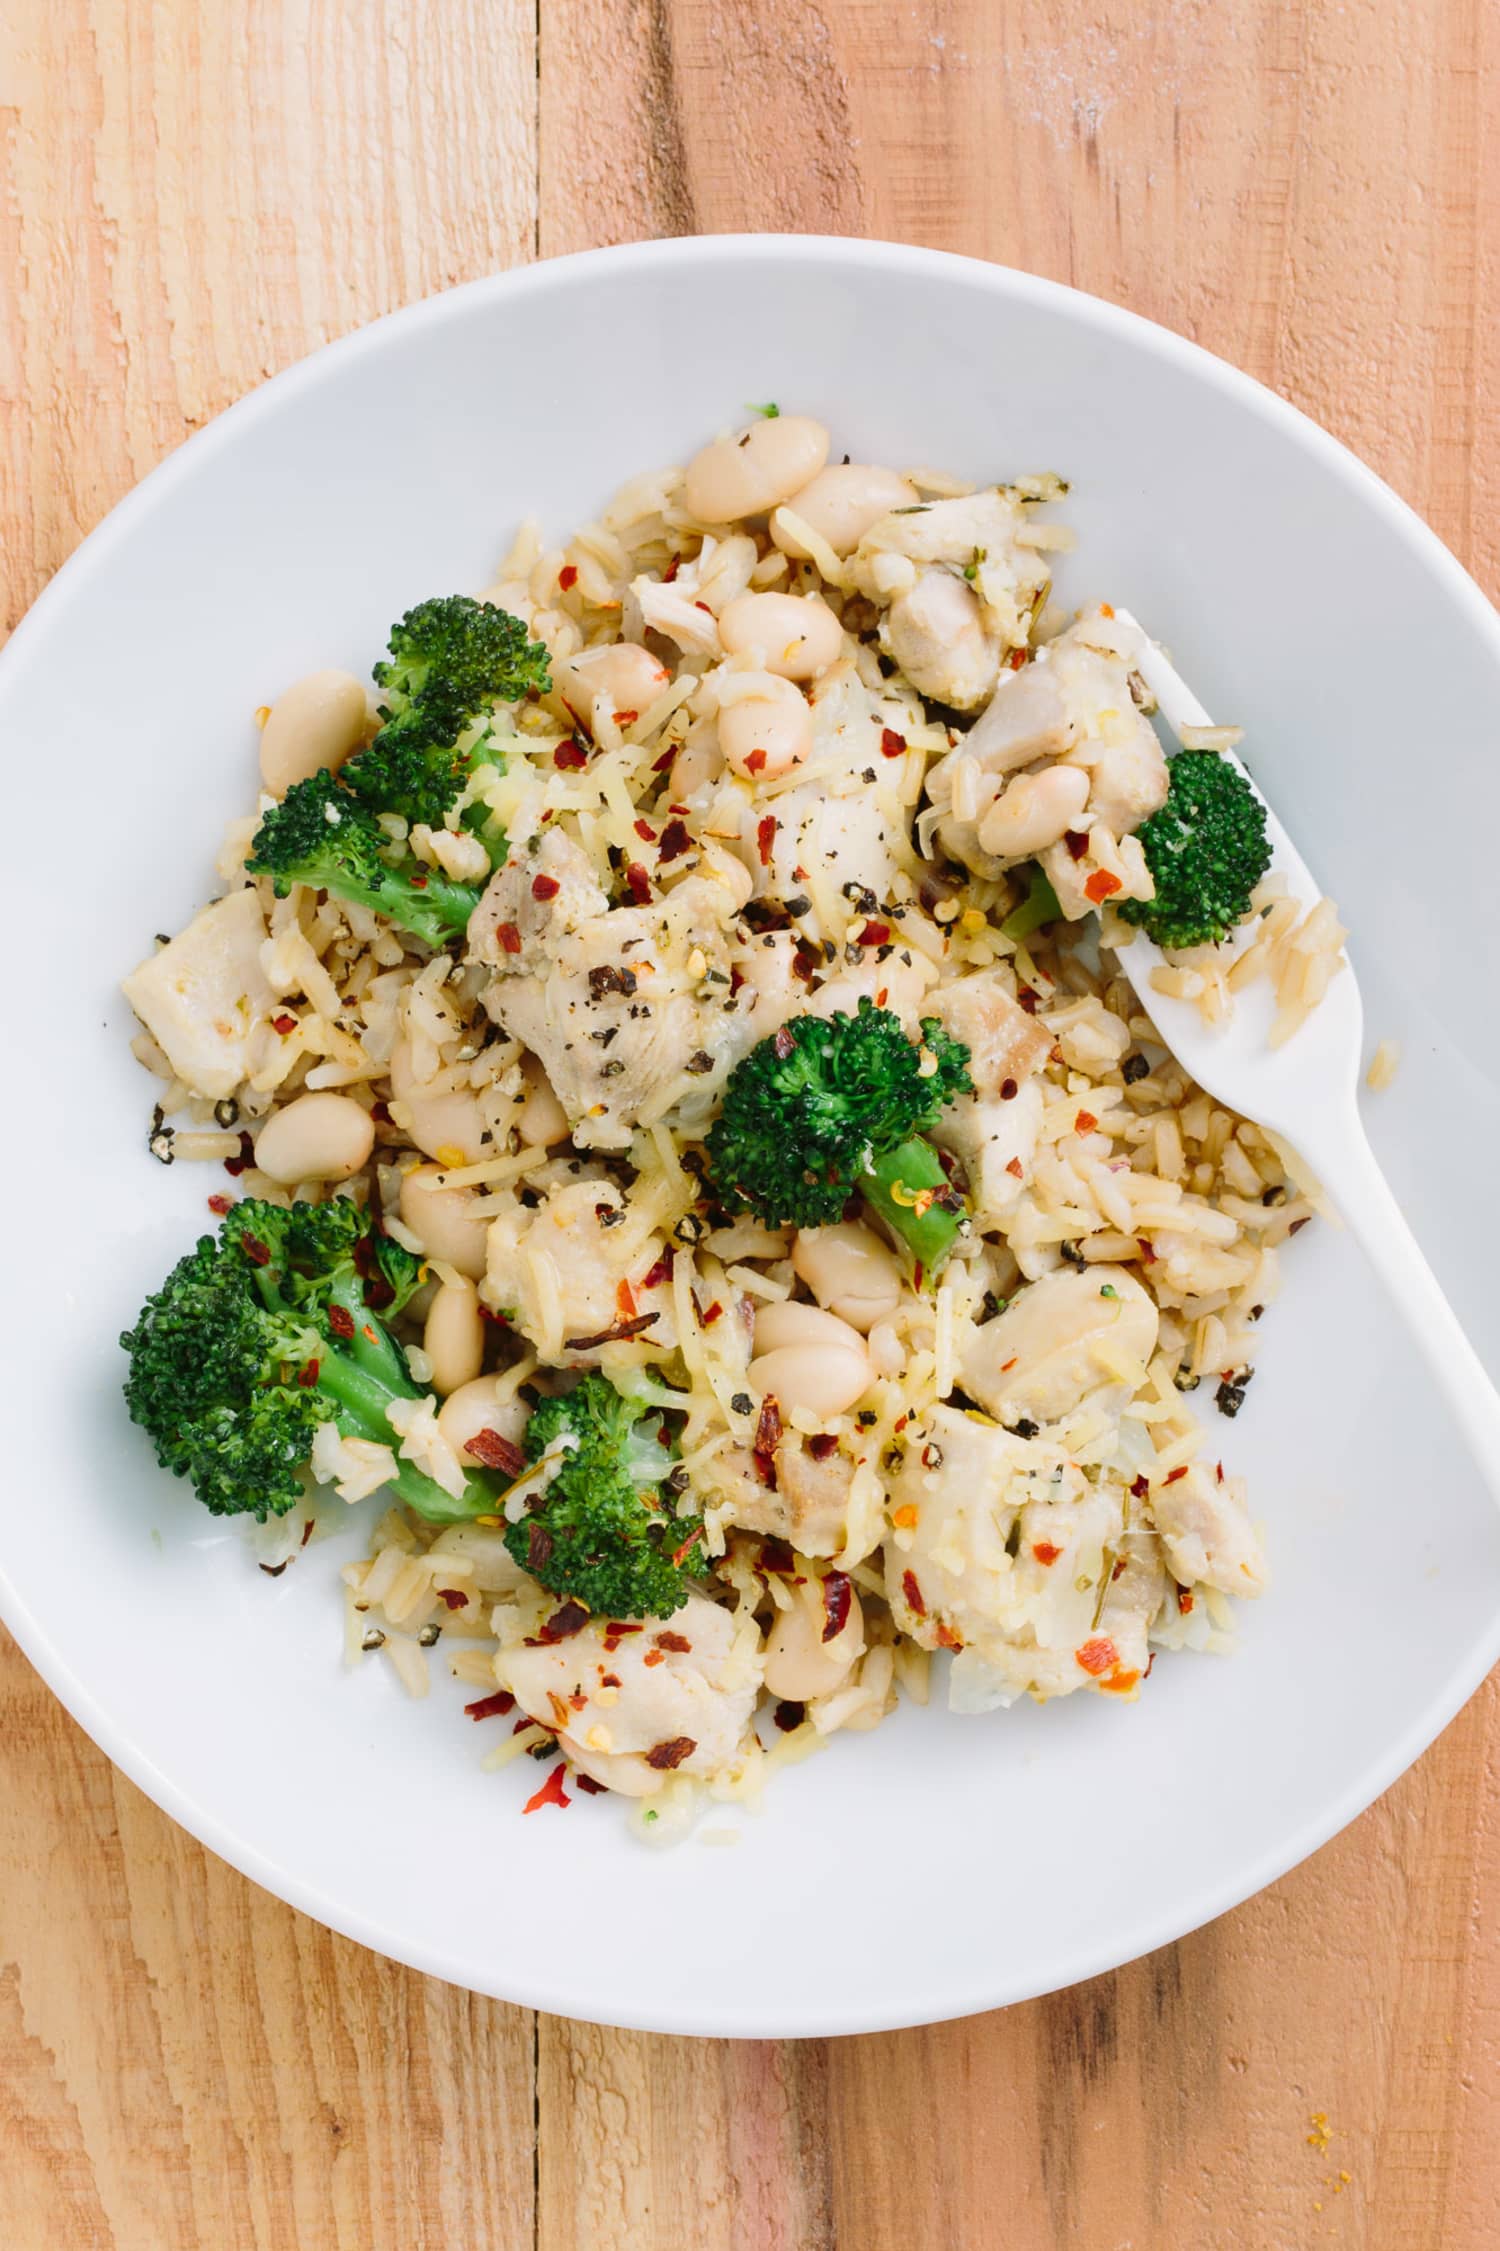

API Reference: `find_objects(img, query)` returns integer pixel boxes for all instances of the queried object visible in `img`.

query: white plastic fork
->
[1108,609,1500,1502]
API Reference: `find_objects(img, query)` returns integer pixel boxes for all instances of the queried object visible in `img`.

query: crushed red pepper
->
[522,1763,572,1814]
[463,1428,526,1477]
[464,1690,516,1720]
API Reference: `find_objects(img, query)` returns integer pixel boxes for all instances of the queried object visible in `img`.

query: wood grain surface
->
[3,2,1498,2244]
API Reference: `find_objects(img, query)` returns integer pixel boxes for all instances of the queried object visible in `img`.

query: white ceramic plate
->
[4,237,1499,2037]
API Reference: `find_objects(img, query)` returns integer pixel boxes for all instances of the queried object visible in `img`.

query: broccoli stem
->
[1000,862,1062,944]
[311,858,481,950]
[309,1347,494,1525]
[858,1136,965,1279]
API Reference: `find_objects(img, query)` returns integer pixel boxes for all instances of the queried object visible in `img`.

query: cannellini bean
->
[697,839,755,912]
[961,1264,1159,1426]
[423,1275,485,1395]
[753,1300,867,1356]
[750,1304,873,1420]
[389,1035,487,1165]
[716,671,814,779]
[763,1575,864,1701]
[668,725,726,800]
[517,1058,569,1146]
[398,1164,491,1278]
[684,415,830,524]
[975,763,1090,862]
[253,1092,373,1186]
[549,642,669,733]
[885,570,997,711]
[428,1515,530,1593]
[790,1223,903,1332]
[718,592,843,682]
[773,464,920,559]
[258,669,369,795]
[436,1374,530,1463]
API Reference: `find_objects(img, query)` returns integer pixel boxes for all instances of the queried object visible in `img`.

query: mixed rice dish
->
[120,411,1344,1835]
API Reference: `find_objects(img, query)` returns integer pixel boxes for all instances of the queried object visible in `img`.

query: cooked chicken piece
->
[122,887,277,1100]
[883,569,999,711]
[728,930,934,1047]
[482,1175,678,1365]
[739,780,905,935]
[921,969,1052,1222]
[707,1437,857,1557]
[961,1266,1159,1429]
[1039,822,1156,919]
[928,968,1053,1093]
[935,1077,1043,1226]
[805,657,919,776]
[468,828,608,966]
[851,488,1052,653]
[495,1591,762,1797]
[1150,1461,1266,1597]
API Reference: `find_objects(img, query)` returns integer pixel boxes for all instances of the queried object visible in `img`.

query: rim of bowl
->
[3,233,1499,2037]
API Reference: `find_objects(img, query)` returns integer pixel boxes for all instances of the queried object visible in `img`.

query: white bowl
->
[4,237,1499,2037]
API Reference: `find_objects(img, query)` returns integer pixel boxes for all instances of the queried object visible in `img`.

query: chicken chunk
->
[1149,1461,1266,1597]
[960,1266,1159,1429]
[707,1437,857,1557]
[741,780,904,931]
[495,1591,763,1797]
[468,828,609,967]
[728,930,934,1049]
[929,969,1053,1094]
[122,887,277,1100]
[482,1176,678,1365]
[883,568,999,712]
[851,488,1052,655]
[923,969,1052,1222]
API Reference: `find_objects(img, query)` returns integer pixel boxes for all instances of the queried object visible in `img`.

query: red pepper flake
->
[821,1570,853,1642]
[901,1569,927,1618]
[1177,1587,1195,1615]
[496,921,523,955]
[1064,829,1090,861]
[759,1537,795,1576]
[409,872,428,889]
[639,1248,674,1291]
[1000,1356,1018,1372]
[1111,1556,1127,1581]
[644,1736,696,1770]
[856,919,892,947]
[297,1358,320,1387]
[575,1773,607,1795]
[662,556,680,582]
[240,1232,271,1267]
[1005,1156,1025,1179]
[613,708,639,726]
[1099,602,1115,619]
[558,563,578,591]
[1032,1541,1062,1566]
[600,1672,622,1689]
[1084,869,1122,903]
[321,1302,355,1341]
[756,814,778,867]
[773,1699,805,1732]
[755,1396,783,1459]
[772,1024,795,1059]
[699,1299,723,1326]
[1075,1636,1119,1677]
[791,948,818,983]
[1130,1474,1150,1500]
[207,1192,234,1216]
[1016,985,1038,1014]
[1216,1461,1225,1485]
[540,1601,589,1643]
[464,1690,516,1720]
[880,727,907,758]
[1137,1237,1157,1263]
[999,1077,1019,1102]
[437,1587,470,1611]
[1099,1667,1141,1695]
[463,1427,526,1477]
[270,1013,297,1036]
[744,747,768,775]
[729,965,746,997]
[603,1622,643,1642]
[1165,1465,1189,1485]
[936,1622,965,1652]
[523,1762,572,1814]
[670,1525,703,1567]
[554,738,587,770]
[616,1278,638,1320]
[1007,646,1028,670]
[624,861,652,905]
[223,1131,256,1177]
[654,1631,692,1654]
[531,873,560,902]
[634,818,656,843]
[526,1523,555,1574]
[658,818,691,863]
[807,1433,839,1461]
[1075,1109,1098,1135]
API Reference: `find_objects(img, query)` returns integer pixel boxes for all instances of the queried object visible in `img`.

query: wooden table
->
[3,3,1498,2243]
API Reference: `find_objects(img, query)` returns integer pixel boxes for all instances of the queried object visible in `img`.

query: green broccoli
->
[509,1374,702,1619]
[1117,750,1272,950]
[351,595,552,830]
[705,997,973,1277]
[999,862,1062,944]
[121,1198,501,1525]
[247,769,483,949]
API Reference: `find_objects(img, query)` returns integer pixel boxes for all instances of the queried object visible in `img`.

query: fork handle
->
[1296,1108,1500,1507]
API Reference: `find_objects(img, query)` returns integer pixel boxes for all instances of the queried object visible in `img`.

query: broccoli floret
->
[705,997,973,1276]
[1117,751,1272,950]
[509,1374,701,1619]
[1000,862,1062,943]
[247,769,483,949]
[351,596,551,829]
[121,1198,500,1526]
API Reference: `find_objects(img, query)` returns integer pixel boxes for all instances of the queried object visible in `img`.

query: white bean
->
[976,763,1091,862]
[716,672,814,780]
[961,1264,1159,1426]
[763,1575,864,1701]
[790,1223,903,1332]
[684,415,830,524]
[548,642,669,734]
[398,1164,491,1278]
[436,1375,529,1463]
[253,1092,373,1186]
[258,669,370,795]
[749,1323,873,1421]
[423,1276,485,1395]
[389,1036,487,1165]
[753,1300,867,1356]
[773,464,919,559]
[668,724,725,800]
[718,592,842,681]
[517,1059,569,1147]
